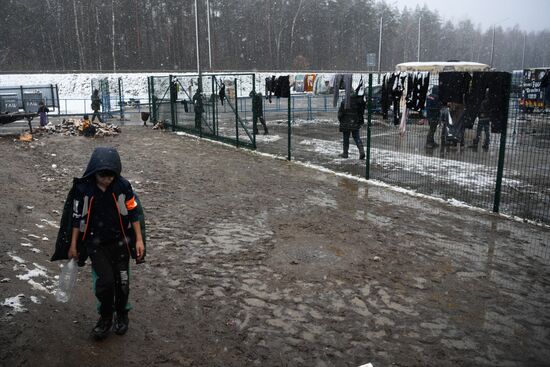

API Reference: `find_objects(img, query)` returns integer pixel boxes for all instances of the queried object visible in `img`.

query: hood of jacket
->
[82,147,122,178]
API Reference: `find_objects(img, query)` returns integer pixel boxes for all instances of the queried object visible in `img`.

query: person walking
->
[91,89,104,123]
[251,91,268,135]
[66,147,145,340]
[337,93,366,159]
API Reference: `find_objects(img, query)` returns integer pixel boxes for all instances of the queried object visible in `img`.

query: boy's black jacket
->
[51,147,146,266]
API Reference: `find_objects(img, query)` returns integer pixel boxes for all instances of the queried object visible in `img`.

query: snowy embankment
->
[0,72,162,99]
[0,71,367,100]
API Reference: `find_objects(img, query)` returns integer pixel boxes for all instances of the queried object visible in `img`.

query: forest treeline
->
[1,0,548,72]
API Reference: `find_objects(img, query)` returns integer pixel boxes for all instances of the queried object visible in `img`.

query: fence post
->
[211,75,216,136]
[366,73,372,179]
[252,74,257,149]
[169,75,176,131]
[493,73,512,213]
[56,84,60,116]
[147,76,151,120]
[118,77,124,119]
[235,78,239,148]
[287,94,291,161]
[307,94,312,120]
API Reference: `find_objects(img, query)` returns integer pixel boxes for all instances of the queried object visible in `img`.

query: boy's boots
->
[114,311,129,335]
[92,315,113,340]
[357,142,366,160]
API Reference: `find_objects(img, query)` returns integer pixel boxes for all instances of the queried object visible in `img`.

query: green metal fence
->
[148,73,257,149]
[152,71,550,225]
[91,77,124,119]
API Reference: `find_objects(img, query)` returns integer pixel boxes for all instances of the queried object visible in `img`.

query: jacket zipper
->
[81,197,94,241]
[112,193,132,257]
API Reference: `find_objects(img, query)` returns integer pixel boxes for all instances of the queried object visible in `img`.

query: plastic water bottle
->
[55,259,78,303]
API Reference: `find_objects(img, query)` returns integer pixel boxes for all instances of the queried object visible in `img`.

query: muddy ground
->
[0,119,549,367]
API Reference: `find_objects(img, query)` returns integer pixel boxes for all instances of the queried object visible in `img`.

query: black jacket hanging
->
[439,72,471,105]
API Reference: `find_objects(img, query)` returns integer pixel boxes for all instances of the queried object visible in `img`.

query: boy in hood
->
[68,147,144,340]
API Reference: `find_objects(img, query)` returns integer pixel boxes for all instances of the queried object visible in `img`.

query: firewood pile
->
[42,118,121,137]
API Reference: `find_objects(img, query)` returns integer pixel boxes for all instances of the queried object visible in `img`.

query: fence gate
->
[148,73,257,149]
[91,77,124,119]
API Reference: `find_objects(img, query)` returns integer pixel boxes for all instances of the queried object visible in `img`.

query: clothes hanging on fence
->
[540,72,550,104]
[304,74,316,92]
[392,72,407,126]
[439,71,511,139]
[407,72,430,111]
[439,72,471,105]
[265,76,275,102]
[439,72,479,143]
[484,72,511,134]
[333,74,353,109]
[381,71,429,125]
[277,76,291,98]
[265,76,290,102]
[381,73,397,119]
[399,75,409,135]
[182,100,189,113]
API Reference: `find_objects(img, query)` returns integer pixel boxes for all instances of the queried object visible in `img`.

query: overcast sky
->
[389,0,550,32]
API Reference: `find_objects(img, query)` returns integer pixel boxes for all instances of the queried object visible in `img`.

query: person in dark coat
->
[251,91,268,135]
[67,147,145,340]
[425,85,441,148]
[91,89,103,123]
[192,89,203,130]
[38,101,49,128]
[472,98,491,150]
[337,94,366,159]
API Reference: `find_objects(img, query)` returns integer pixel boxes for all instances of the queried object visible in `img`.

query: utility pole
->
[194,0,201,81]
[378,16,383,82]
[417,17,421,62]
[490,25,495,68]
[206,0,213,70]
[521,33,526,70]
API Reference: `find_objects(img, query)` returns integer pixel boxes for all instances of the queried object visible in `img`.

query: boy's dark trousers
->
[90,241,130,318]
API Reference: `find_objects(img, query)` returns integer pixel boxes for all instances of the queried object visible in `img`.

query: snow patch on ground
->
[297,138,524,194]
[40,219,60,228]
[16,267,47,281]
[2,294,27,313]
[255,135,281,143]
[8,252,25,264]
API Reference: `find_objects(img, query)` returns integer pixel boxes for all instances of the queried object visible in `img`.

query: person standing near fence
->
[425,86,441,149]
[38,101,49,128]
[337,92,366,159]
[192,89,203,130]
[251,91,268,135]
[472,97,491,150]
[91,89,104,123]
